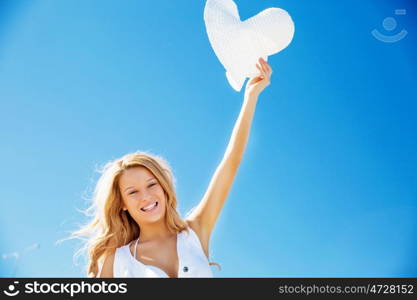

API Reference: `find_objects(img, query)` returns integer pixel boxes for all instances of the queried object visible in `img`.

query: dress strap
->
[133,238,140,260]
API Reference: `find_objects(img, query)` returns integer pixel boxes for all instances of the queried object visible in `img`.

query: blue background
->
[1,0,416,277]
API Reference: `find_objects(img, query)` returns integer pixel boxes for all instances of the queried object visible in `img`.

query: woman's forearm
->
[222,93,259,165]
[221,57,272,166]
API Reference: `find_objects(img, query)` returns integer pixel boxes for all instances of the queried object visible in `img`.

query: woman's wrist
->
[244,91,260,103]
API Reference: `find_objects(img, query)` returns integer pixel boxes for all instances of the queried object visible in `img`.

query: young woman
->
[73,57,272,278]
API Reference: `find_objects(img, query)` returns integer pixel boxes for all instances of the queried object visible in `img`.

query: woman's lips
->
[140,201,158,212]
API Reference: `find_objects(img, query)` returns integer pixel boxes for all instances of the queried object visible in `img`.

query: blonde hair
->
[70,151,189,277]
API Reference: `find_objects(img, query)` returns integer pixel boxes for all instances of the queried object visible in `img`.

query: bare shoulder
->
[185,219,210,259]
[98,250,116,278]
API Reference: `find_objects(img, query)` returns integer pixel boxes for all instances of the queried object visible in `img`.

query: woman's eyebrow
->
[123,178,156,192]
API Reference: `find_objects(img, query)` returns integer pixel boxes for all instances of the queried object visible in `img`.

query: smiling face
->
[119,166,167,225]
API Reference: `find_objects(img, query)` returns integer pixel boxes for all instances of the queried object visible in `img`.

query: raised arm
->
[186,58,273,253]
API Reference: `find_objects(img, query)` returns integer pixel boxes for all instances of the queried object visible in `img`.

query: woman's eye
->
[149,183,157,188]
[129,191,137,195]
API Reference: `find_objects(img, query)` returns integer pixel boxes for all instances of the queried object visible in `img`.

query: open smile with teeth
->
[140,201,158,212]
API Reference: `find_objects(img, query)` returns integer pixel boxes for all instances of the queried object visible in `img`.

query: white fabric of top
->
[111,227,214,278]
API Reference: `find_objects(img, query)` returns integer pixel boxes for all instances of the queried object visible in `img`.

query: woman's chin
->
[142,211,165,223]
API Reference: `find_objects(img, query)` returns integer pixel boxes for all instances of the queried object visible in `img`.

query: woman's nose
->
[139,190,152,202]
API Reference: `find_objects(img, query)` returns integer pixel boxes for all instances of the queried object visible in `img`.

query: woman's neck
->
[138,220,173,243]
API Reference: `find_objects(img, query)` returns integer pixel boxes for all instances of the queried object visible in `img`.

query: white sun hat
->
[204,0,295,91]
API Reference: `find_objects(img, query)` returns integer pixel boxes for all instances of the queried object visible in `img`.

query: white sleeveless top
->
[112,228,214,278]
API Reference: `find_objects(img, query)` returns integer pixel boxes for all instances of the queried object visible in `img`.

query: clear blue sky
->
[1,0,416,277]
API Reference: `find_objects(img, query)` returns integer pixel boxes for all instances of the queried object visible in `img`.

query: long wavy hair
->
[70,151,190,277]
